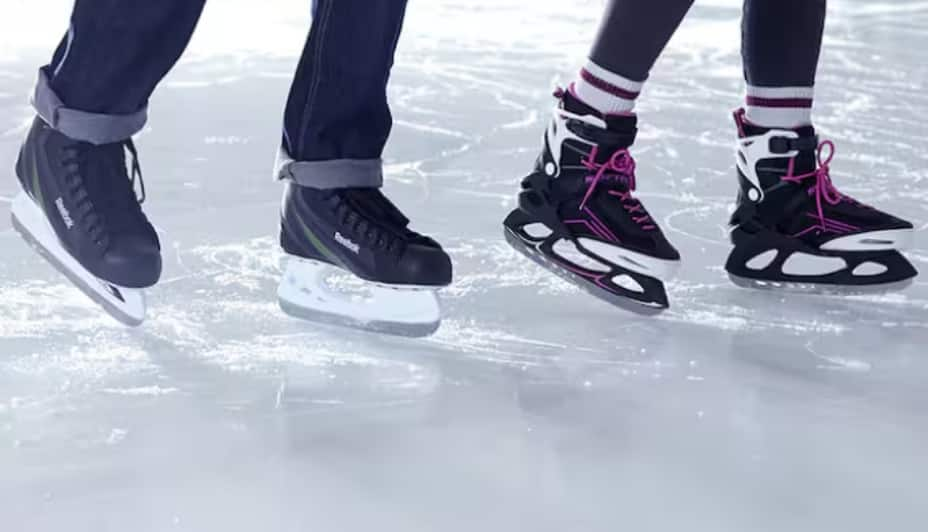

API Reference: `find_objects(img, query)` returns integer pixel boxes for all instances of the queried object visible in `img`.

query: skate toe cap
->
[658,245,681,262]
[400,244,453,287]
[101,236,162,288]
[650,235,681,261]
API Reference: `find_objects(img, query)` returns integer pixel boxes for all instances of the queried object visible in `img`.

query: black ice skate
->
[11,117,161,326]
[278,181,453,337]
[503,90,681,313]
[725,109,917,292]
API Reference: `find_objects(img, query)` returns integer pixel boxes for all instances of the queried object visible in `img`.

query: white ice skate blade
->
[277,256,442,337]
[10,192,146,327]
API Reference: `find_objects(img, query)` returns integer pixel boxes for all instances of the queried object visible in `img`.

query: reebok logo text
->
[56,198,74,229]
[334,232,360,254]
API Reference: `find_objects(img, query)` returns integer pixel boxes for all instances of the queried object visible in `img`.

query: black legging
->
[589,0,826,87]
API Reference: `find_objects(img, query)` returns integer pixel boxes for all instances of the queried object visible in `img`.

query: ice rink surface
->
[1,0,927,530]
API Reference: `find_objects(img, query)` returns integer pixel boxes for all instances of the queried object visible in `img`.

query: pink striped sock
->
[745,85,814,129]
[572,60,643,115]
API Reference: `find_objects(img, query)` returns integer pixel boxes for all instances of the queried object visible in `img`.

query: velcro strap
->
[565,118,636,150]
[769,135,818,154]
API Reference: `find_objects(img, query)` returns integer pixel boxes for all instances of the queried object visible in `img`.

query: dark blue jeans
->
[34,0,409,188]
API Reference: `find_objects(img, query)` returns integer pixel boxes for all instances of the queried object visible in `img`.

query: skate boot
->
[503,90,681,313]
[277,181,453,337]
[725,109,917,292]
[11,117,161,326]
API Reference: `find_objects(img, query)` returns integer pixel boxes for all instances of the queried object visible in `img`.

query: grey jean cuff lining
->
[32,69,147,145]
[275,149,384,189]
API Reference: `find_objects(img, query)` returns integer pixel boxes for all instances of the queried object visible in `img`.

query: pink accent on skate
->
[733,108,747,138]
[578,146,655,231]
[607,191,656,230]
[567,83,584,103]
[550,254,619,295]
[583,207,621,242]
[782,140,860,235]
[564,218,617,243]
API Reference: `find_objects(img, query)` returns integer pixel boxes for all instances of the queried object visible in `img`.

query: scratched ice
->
[1,0,926,530]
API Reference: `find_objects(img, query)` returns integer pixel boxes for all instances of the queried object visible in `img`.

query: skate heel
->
[15,146,26,189]
[279,220,333,265]
[503,206,548,238]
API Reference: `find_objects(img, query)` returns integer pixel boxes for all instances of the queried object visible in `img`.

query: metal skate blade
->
[277,256,442,338]
[11,192,146,326]
[504,227,667,316]
[727,273,915,297]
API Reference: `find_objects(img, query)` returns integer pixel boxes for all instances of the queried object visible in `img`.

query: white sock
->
[745,85,814,129]
[572,60,643,115]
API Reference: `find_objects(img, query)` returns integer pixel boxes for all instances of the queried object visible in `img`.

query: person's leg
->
[741,0,825,128]
[278,0,408,188]
[274,0,452,335]
[573,0,694,115]
[12,0,208,325]
[34,0,207,144]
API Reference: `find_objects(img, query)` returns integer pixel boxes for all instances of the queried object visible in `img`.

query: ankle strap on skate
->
[563,118,636,155]
[769,134,818,155]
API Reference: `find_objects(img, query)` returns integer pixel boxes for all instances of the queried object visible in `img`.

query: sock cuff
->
[580,60,644,100]
[745,85,814,128]
[745,85,814,108]
[573,60,643,116]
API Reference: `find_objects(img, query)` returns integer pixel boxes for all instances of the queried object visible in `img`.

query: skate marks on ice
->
[0,0,922,377]
[2,1,928,529]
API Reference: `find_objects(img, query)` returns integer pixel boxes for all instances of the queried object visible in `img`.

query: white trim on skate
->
[578,238,681,281]
[781,253,847,276]
[820,228,914,252]
[545,107,600,177]
[743,248,902,279]
[552,239,611,273]
[522,223,553,239]
[736,129,800,203]
[852,262,889,276]
[612,274,644,294]
[11,192,146,326]
[745,249,779,271]
[277,255,442,337]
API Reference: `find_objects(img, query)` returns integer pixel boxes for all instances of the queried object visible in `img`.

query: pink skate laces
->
[579,146,655,231]
[781,139,846,227]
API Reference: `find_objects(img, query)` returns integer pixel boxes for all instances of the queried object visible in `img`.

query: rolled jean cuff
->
[31,69,147,145]
[275,147,383,189]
